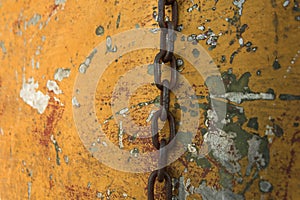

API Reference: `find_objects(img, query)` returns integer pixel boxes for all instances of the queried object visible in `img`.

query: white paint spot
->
[55,0,66,5]
[210,92,275,104]
[20,78,50,114]
[54,97,64,106]
[239,37,244,46]
[46,80,62,94]
[54,68,70,81]
[0,41,7,54]
[233,0,246,16]
[283,0,290,7]
[118,121,124,149]
[0,127,3,135]
[72,96,80,107]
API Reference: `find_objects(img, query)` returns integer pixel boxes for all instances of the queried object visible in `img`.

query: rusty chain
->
[147,0,178,199]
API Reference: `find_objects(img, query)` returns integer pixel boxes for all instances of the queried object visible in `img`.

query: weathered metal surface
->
[0,0,299,199]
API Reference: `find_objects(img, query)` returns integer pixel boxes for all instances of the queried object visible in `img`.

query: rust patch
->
[34,94,64,147]
[64,185,97,200]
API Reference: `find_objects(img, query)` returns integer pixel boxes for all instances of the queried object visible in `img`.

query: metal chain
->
[147,0,178,199]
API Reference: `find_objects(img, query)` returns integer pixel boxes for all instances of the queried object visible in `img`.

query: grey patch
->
[55,0,66,5]
[87,182,91,189]
[54,68,71,81]
[36,61,40,69]
[95,25,104,36]
[176,58,184,67]
[35,49,40,56]
[78,49,97,73]
[96,192,103,198]
[0,41,7,54]
[196,34,206,40]
[72,96,80,107]
[79,63,88,74]
[210,92,275,104]
[246,135,269,175]
[251,46,257,52]
[233,0,246,16]
[28,182,32,200]
[296,15,300,21]
[219,168,233,189]
[259,180,273,193]
[192,48,200,58]
[271,0,277,8]
[204,129,241,174]
[47,80,62,94]
[198,25,205,31]
[27,14,42,27]
[147,64,154,75]
[130,148,139,158]
[106,36,117,53]
[63,155,69,164]
[181,179,245,200]
[51,135,62,166]
[118,121,124,149]
[176,24,183,32]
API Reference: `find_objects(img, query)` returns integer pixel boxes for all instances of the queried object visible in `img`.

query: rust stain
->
[37,95,64,148]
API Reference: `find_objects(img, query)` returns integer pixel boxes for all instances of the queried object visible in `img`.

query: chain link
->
[148,0,178,199]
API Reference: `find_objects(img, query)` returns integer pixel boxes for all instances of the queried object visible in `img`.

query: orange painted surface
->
[0,0,299,199]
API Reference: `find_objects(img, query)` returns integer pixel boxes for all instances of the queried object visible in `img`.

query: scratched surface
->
[0,0,300,199]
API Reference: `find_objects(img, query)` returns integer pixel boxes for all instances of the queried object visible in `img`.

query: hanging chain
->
[147,0,178,199]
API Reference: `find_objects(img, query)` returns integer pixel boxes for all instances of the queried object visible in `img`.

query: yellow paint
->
[0,0,299,199]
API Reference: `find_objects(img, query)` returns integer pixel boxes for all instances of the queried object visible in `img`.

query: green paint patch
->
[258,136,270,169]
[219,168,233,189]
[224,123,252,158]
[247,117,259,130]
[196,157,212,169]
[221,70,252,93]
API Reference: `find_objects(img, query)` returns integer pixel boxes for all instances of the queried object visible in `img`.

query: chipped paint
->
[54,68,71,81]
[20,78,50,114]
[210,92,275,104]
[118,121,124,149]
[46,80,62,94]
[78,49,97,74]
[72,96,80,107]
[0,41,7,54]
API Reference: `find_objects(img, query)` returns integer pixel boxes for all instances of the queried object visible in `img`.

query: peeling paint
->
[20,78,50,114]
[78,49,97,74]
[204,129,241,174]
[210,92,275,104]
[47,80,62,94]
[27,13,41,27]
[72,96,80,107]
[0,41,7,54]
[54,68,70,81]
[55,0,67,5]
